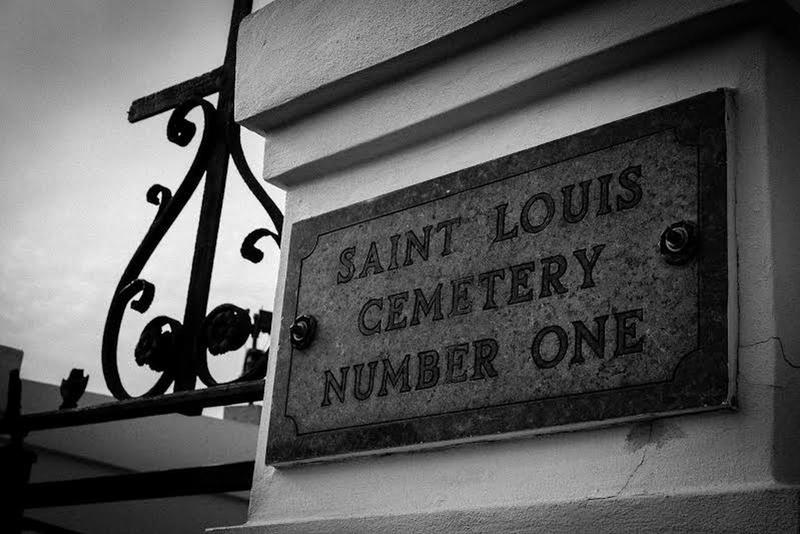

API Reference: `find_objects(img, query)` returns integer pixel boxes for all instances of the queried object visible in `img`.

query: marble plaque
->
[267,90,732,465]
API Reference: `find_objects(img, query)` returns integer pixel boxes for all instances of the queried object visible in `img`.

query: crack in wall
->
[739,378,786,390]
[740,336,800,369]
[588,422,653,502]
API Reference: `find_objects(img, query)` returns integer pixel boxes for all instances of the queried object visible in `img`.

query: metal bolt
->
[659,221,698,265]
[290,314,317,350]
[664,227,688,252]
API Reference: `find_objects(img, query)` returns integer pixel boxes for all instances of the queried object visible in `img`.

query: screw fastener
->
[290,315,317,350]
[659,221,698,265]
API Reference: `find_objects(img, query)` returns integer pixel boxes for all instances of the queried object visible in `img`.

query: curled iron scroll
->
[101,98,283,399]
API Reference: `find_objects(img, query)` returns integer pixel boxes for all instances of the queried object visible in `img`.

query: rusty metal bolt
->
[290,315,317,350]
[659,221,698,265]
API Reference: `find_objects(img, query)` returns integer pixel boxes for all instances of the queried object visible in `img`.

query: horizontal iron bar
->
[2,380,264,432]
[128,66,224,123]
[25,461,254,508]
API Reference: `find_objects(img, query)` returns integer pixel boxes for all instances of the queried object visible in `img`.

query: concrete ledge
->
[236,0,800,188]
[211,484,799,533]
[235,0,570,132]
[242,0,761,187]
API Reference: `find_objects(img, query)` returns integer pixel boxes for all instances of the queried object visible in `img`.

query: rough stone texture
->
[267,92,731,464]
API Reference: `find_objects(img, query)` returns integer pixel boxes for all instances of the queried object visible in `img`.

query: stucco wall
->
[241,0,748,186]
[228,0,800,531]
[765,34,800,486]
[235,0,530,131]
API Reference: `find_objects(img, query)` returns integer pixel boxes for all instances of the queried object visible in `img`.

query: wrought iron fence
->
[0,1,279,531]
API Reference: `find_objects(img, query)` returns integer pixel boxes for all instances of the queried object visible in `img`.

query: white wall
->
[765,34,800,485]
[228,0,800,531]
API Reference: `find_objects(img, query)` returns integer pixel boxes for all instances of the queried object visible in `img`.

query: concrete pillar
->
[221,1,800,531]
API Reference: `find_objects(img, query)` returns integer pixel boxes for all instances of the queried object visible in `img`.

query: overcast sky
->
[0,0,282,400]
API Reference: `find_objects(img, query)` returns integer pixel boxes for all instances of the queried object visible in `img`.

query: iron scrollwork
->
[102,33,283,399]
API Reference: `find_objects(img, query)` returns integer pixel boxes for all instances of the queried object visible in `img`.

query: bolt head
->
[660,221,698,265]
[290,314,317,350]
[664,227,689,253]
